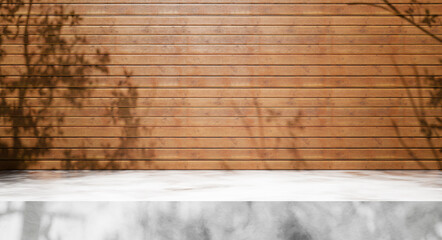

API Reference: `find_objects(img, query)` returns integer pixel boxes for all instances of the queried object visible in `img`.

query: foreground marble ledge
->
[0,170,440,201]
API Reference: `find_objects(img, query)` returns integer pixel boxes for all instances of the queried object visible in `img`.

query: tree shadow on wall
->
[389,63,441,169]
[65,69,157,170]
[350,0,441,169]
[234,97,304,170]
[0,0,142,169]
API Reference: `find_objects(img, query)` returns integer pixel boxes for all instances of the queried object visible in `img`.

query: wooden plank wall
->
[0,0,441,169]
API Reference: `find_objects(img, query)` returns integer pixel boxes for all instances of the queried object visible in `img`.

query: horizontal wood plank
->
[12,16,428,26]
[0,116,434,127]
[33,0,438,4]
[1,107,440,117]
[2,66,442,76]
[0,126,435,137]
[0,160,439,170]
[4,45,442,55]
[0,137,437,148]
[15,26,442,35]
[0,98,432,107]
[0,149,439,160]
[21,4,442,16]
[0,89,436,98]
[5,55,441,65]
[0,76,437,88]
[3,35,439,44]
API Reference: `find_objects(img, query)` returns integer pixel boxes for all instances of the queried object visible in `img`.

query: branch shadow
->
[352,0,441,169]
[233,97,304,170]
[0,1,143,169]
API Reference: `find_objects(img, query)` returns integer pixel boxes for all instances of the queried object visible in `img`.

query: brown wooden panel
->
[0,137,437,148]
[2,107,440,117]
[0,149,438,160]
[16,16,429,26]
[0,98,432,107]
[0,89,436,98]
[20,4,442,16]
[35,0,437,3]
[5,55,441,65]
[0,76,438,88]
[2,66,442,76]
[0,116,432,127]
[1,0,441,169]
[16,26,442,35]
[5,45,442,55]
[0,160,439,170]
[0,126,434,137]
[3,35,440,44]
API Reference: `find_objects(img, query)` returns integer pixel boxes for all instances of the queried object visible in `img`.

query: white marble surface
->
[0,170,440,201]
[1,202,441,240]
[0,201,442,240]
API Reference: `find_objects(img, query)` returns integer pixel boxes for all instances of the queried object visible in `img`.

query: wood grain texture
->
[0,126,435,137]
[19,4,442,16]
[0,137,437,148]
[0,98,433,107]
[0,89,437,98]
[33,0,442,3]
[0,149,439,160]
[1,107,440,117]
[14,26,442,35]
[4,45,442,55]
[0,160,439,170]
[0,76,438,87]
[14,16,437,26]
[3,35,440,44]
[1,0,441,169]
[5,55,442,65]
[2,66,442,76]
